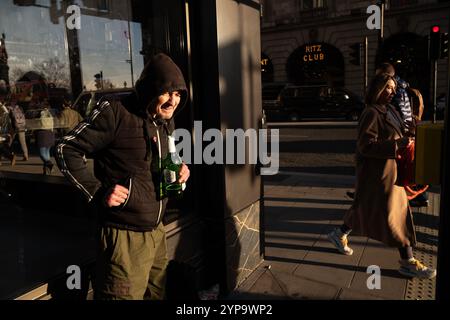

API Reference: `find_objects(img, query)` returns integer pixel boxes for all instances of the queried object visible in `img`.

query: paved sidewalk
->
[1,159,439,300]
[229,172,439,300]
[0,155,64,177]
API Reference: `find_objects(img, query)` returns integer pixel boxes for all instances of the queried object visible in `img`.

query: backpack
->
[407,87,424,121]
[10,105,26,130]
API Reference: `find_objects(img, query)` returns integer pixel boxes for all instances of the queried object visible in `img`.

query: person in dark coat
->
[55,53,190,300]
[0,106,16,166]
[7,96,29,161]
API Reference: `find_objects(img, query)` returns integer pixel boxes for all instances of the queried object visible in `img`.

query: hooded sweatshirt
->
[55,53,188,231]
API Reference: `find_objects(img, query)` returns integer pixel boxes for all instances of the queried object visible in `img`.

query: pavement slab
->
[233,172,439,300]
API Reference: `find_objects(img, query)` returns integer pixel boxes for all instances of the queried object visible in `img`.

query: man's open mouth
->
[162,105,174,111]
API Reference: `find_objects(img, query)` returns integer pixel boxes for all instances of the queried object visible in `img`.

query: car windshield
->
[298,87,323,97]
[262,84,286,100]
[282,88,298,97]
[73,90,133,117]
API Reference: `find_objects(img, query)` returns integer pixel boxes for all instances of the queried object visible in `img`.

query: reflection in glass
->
[0,0,70,91]
[0,0,147,96]
[77,1,144,91]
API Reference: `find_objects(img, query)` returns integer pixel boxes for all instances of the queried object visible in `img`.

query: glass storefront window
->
[1,0,192,213]
[77,1,144,91]
[0,0,193,213]
[0,0,190,161]
[1,1,70,90]
[1,0,193,300]
[1,0,193,211]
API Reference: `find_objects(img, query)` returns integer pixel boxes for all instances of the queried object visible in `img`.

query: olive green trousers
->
[93,222,168,300]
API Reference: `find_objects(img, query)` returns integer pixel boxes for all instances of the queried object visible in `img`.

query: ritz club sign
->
[303,44,325,62]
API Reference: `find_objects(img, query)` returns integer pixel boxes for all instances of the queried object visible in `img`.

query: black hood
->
[134,53,188,118]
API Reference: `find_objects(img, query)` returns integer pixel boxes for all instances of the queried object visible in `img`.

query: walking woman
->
[35,99,55,175]
[328,73,436,279]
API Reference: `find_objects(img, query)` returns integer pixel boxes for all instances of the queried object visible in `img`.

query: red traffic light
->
[432,26,440,33]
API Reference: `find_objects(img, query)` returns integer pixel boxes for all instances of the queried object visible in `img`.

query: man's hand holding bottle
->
[178,163,190,184]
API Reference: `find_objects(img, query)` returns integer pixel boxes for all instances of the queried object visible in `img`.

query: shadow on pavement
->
[265,206,348,223]
[416,232,439,247]
[265,197,353,206]
[264,256,409,280]
[265,242,339,255]
[265,220,331,235]
[263,175,355,188]
[412,211,440,230]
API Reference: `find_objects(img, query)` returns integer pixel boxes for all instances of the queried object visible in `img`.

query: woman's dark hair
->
[365,73,397,105]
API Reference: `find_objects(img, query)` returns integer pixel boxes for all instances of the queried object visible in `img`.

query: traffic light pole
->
[364,37,368,93]
[126,0,135,87]
[377,0,385,47]
[430,25,442,124]
[433,59,438,124]
[63,0,83,98]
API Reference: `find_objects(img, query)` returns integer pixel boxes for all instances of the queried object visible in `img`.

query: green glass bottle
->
[162,135,185,199]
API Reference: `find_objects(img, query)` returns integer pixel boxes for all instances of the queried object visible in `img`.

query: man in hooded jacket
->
[55,53,190,300]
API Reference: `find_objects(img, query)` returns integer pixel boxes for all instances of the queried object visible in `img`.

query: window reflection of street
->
[2,0,144,92]
[1,0,199,300]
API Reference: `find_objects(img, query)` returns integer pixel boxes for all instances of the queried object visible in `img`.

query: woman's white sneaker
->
[327,228,353,256]
[399,258,437,279]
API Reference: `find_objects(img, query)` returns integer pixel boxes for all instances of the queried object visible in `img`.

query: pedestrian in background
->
[35,98,55,175]
[58,94,83,135]
[375,63,429,207]
[7,92,29,161]
[328,73,436,279]
[376,63,414,133]
[0,80,15,166]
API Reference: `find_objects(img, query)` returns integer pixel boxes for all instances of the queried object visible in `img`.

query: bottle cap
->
[168,135,176,153]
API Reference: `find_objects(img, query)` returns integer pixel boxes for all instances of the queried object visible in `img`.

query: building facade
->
[261,0,450,114]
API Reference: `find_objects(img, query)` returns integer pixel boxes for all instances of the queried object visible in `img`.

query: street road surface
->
[269,121,358,176]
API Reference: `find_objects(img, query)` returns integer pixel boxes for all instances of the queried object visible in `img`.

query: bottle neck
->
[168,135,176,153]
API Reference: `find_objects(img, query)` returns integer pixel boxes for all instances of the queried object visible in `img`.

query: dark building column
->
[62,1,83,98]
[437,7,450,300]
[190,0,263,295]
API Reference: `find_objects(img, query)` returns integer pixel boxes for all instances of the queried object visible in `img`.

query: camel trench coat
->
[344,104,416,248]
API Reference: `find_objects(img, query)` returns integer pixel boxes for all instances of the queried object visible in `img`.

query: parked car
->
[278,85,364,122]
[72,88,134,118]
[262,82,288,122]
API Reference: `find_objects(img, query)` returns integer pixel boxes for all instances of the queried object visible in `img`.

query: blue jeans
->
[39,147,51,163]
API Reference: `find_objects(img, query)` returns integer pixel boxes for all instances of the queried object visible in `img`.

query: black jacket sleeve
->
[55,101,117,202]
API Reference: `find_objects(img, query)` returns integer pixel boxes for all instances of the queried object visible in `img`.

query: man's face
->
[151,91,181,120]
